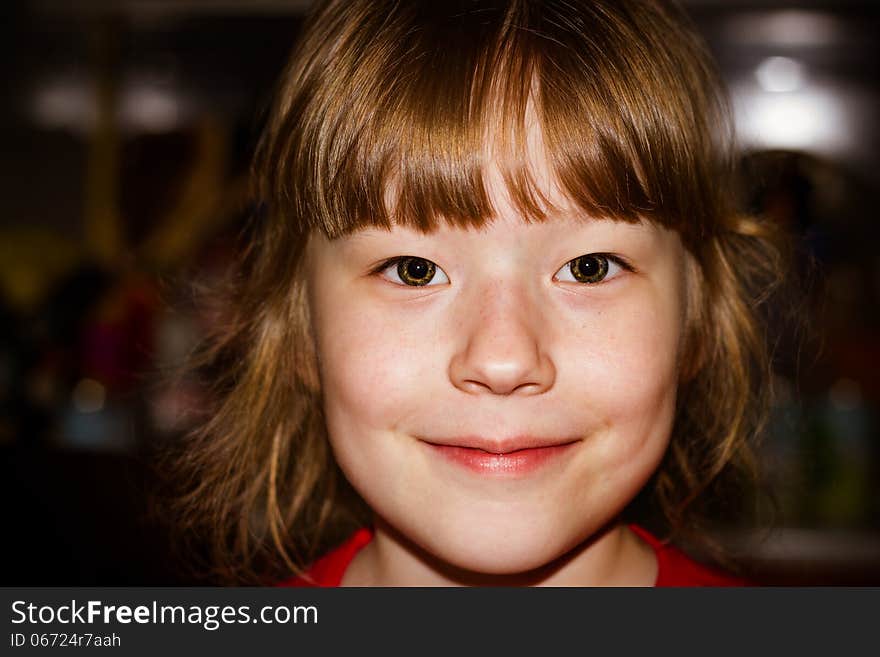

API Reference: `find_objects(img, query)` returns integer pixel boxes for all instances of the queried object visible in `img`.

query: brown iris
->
[569,254,609,283]
[397,257,436,286]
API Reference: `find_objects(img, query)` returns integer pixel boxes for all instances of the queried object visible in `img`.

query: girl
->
[171,0,787,586]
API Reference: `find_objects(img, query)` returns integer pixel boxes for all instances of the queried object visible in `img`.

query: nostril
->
[455,364,554,396]
[458,377,508,395]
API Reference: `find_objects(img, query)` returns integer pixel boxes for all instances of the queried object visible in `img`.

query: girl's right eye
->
[376,256,450,287]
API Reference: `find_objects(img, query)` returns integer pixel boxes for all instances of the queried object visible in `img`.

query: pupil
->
[407,259,428,279]
[398,257,434,285]
[578,257,599,277]
[571,255,608,283]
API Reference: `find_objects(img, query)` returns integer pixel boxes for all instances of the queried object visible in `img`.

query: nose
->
[448,281,556,396]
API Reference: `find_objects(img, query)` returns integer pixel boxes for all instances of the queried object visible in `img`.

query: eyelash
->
[370,256,450,287]
[369,254,635,287]
[555,253,635,285]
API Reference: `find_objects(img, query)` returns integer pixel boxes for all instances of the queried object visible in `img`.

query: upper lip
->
[421,435,580,454]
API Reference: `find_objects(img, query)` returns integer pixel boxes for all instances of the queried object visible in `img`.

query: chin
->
[418,515,587,577]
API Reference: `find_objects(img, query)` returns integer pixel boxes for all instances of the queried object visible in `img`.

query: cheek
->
[312,289,436,434]
[562,287,683,455]
[598,303,680,412]
[310,291,445,511]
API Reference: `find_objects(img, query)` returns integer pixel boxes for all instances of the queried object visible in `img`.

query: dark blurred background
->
[1,0,878,586]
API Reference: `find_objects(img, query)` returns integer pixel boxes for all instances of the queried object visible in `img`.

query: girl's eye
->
[378,256,450,287]
[554,254,627,284]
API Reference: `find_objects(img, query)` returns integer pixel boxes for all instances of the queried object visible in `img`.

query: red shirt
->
[277,524,749,587]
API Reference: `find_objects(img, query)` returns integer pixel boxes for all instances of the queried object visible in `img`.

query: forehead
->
[478,109,567,224]
[347,116,646,243]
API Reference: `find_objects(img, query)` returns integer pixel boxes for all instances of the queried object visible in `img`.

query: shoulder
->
[629,524,751,587]
[276,527,374,587]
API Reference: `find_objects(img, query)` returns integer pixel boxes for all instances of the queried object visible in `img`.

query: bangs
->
[257,0,731,244]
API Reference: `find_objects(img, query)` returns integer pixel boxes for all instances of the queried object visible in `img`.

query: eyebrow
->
[334,203,662,249]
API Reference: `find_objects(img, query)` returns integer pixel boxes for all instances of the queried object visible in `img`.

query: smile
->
[420,437,580,476]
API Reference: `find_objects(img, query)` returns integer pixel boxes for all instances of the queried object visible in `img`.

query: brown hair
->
[166,0,787,583]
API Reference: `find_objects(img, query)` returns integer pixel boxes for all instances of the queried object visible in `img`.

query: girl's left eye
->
[377,256,450,287]
[553,254,628,284]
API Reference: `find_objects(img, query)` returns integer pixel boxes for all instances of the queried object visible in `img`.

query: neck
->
[341,515,657,587]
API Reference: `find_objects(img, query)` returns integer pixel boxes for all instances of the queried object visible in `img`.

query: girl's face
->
[306,165,691,580]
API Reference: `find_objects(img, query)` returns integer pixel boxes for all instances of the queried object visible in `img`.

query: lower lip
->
[425,442,577,476]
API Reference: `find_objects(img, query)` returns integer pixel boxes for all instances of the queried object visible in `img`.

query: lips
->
[420,436,580,476]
